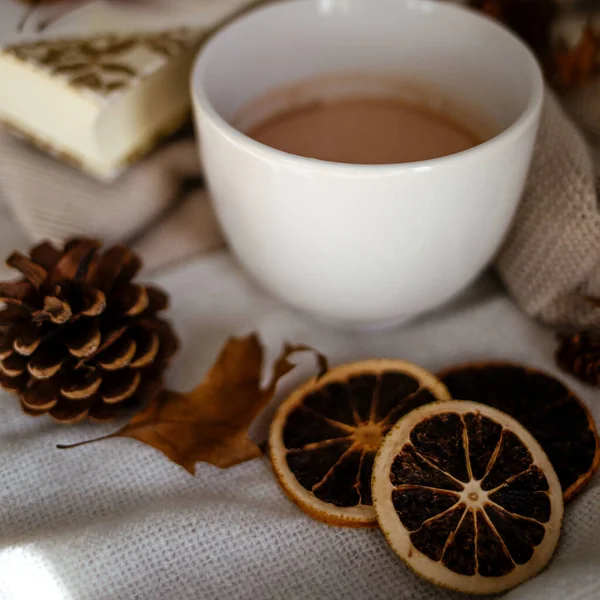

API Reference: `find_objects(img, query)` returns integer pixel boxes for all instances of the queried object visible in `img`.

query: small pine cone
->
[0,239,178,423]
[556,331,600,386]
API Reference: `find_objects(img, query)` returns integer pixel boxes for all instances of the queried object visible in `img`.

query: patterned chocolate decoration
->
[4,29,202,97]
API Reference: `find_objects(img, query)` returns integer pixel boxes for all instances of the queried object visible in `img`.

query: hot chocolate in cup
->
[191,0,543,330]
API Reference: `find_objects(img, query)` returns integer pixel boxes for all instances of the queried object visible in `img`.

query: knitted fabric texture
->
[0,254,598,600]
[496,89,600,327]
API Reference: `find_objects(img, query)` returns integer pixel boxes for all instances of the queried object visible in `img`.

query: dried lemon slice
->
[439,362,600,500]
[373,400,563,595]
[269,360,450,526]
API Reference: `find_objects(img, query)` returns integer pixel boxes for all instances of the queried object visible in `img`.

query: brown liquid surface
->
[247,96,481,164]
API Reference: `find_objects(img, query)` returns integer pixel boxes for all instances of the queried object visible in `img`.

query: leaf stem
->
[57,432,115,449]
[56,418,210,450]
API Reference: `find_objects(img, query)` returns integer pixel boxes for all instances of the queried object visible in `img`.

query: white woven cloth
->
[0,251,598,600]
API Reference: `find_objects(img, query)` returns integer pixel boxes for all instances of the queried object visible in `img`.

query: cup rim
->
[191,0,544,173]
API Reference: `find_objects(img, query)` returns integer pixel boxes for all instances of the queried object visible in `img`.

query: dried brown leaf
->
[58,334,329,473]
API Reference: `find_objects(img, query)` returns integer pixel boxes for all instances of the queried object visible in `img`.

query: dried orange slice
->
[373,401,563,595]
[439,362,600,500]
[269,360,450,526]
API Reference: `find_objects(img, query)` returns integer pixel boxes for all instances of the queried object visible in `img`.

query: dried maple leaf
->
[58,334,328,473]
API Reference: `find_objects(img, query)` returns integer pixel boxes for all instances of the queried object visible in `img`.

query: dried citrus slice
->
[269,360,450,526]
[373,400,563,595]
[439,362,600,500]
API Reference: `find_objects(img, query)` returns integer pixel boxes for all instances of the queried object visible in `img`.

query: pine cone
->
[556,331,600,386]
[0,239,178,423]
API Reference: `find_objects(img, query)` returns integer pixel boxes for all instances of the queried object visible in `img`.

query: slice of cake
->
[0,0,260,179]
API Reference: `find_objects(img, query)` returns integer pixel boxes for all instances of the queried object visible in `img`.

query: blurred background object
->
[458,0,600,145]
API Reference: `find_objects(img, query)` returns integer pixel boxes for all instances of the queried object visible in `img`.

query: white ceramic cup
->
[191,0,543,329]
